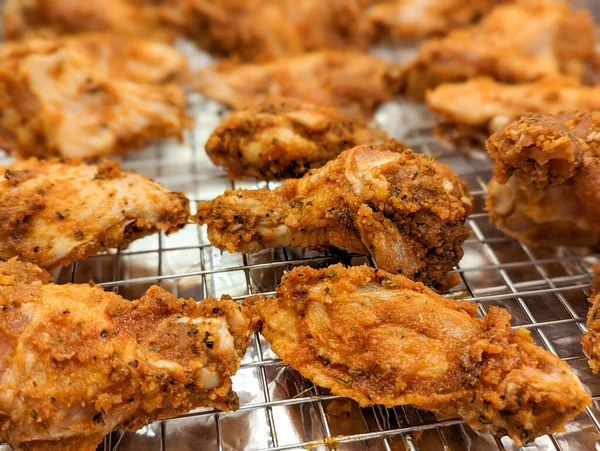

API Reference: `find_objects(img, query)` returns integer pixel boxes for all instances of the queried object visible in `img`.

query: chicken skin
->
[486,111,600,247]
[0,159,189,269]
[194,145,472,284]
[186,0,369,63]
[0,258,253,451]
[206,97,405,180]
[3,0,184,42]
[582,266,600,374]
[367,0,507,41]
[401,1,596,98]
[427,77,600,148]
[0,33,190,159]
[247,264,591,445]
[194,50,404,117]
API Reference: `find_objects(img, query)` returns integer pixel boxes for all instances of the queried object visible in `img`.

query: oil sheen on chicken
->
[248,264,591,445]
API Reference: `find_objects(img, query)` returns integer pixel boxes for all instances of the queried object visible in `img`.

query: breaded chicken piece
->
[367,0,508,40]
[194,145,472,284]
[3,0,184,42]
[401,1,596,98]
[248,264,591,445]
[486,111,600,247]
[194,51,404,117]
[0,159,190,269]
[427,77,600,147]
[186,0,368,63]
[0,34,190,159]
[582,266,600,374]
[206,97,405,180]
[0,258,253,451]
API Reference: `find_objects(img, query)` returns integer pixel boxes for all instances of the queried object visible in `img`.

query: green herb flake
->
[327,270,337,278]
[147,344,161,352]
[336,377,352,386]
[505,166,515,178]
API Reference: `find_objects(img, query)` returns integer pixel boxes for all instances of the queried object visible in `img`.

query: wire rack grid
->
[3,55,600,451]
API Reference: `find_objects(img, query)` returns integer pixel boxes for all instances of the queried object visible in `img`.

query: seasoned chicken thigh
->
[0,33,190,159]
[486,111,600,247]
[401,1,596,98]
[0,159,190,269]
[194,145,471,284]
[248,264,591,445]
[194,50,404,117]
[0,258,253,451]
[427,77,600,147]
[206,97,404,179]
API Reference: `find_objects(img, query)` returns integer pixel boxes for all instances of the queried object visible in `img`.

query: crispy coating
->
[194,50,404,117]
[248,264,591,445]
[0,33,190,159]
[0,258,253,451]
[583,266,600,374]
[401,1,596,98]
[0,159,190,269]
[3,0,184,42]
[486,111,600,247]
[427,77,600,148]
[194,145,472,284]
[206,97,405,180]
[185,0,369,63]
[367,0,508,41]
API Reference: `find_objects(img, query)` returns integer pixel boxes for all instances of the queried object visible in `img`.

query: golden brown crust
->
[367,0,508,41]
[193,50,404,117]
[0,259,253,451]
[583,266,600,374]
[206,97,405,179]
[486,111,600,247]
[0,257,52,285]
[426,77,600,148]
[3,0,184,42]
[0,33,190,160]
[248,264,591,445]
[0,158,190,269]
[194,145,472,284]
[185,0,369,63]
[401,1,596,99]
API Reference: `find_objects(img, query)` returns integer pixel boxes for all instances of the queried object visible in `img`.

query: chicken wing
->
[185,0,368,63]
[401,1,596,98]
[3,0,184,42]
[367,0,507,41]
[0,258,253,451]
[486,111,600,247]
[194,50,404,117]
[194,145,471,284]
[206,97,405,180]
[0,33,190,159]
[427,77,600,148]
[247,264,591,445]
[0,159,190,269]
[583,266,600,374]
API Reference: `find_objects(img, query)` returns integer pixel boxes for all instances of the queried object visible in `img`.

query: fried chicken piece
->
[3,0,185,42]
[186,0,368,63]
[401,1,596,98]
[194,145,472,284]
[486,111,600,247]
[0,33,190,159]
[194,51,404,117]
[367,0,508,41]
[0,159,190,269]
[0,258,253,451]
[206,97,405,180]
[248,264,591,445]
[583,266,600,374]
[427,77,600,148]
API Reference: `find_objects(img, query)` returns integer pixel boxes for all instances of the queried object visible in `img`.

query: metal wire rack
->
[3,46,600,451]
